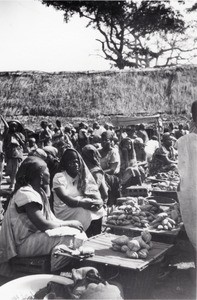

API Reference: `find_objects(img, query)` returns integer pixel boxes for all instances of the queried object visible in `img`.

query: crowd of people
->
[0,100,196,278]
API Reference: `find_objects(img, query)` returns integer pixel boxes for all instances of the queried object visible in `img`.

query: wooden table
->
[56,233,173,299]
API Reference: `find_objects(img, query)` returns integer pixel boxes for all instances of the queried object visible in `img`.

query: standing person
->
[0,156,85,276]
[52,148,104,235]
[177,100,197,254]
[1,116,25,190]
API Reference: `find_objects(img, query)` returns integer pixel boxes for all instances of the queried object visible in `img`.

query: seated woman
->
[134,137,148,182]
[52,148,104,235]
[82,144,108,236]
[99,131,121,205]
[82,144,108,207]
[99,131,120,176]
[149,133,178,176]
[0,156,86,276]
[119,137,142,195]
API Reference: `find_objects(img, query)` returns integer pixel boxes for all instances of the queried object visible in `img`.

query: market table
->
[55,233,173,299]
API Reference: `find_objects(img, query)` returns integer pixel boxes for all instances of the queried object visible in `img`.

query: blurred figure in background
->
[119,137,142,195]
[149,133,177,176]
[92,121,105,136]
[78,122,89,152]
[82,144,108,208]
[134,138,147,182]
[26,137,38,153]
[136,123,149,144]
[145,135,159,163]
[1,116,25,190]
[82,144,108,235]
[175,124,186,140]
[39,121,53,147]
[99,131,120,205]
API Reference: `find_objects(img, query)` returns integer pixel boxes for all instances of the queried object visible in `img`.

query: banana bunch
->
[111,230,153,259]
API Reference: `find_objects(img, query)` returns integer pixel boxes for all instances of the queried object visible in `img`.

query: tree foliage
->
[41,0,187,69]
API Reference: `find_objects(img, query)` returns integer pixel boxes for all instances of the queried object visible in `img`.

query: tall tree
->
[41,0,186,69]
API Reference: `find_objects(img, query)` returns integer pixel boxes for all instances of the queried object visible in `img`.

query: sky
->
[0,0,111,72]
[0,0,196,72]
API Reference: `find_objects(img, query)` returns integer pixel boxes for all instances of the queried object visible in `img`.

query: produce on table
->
[151,170,180,191]
[152,181,178,191]
[111,230,152,259]
[156,171,180,182]
[106,197,182,231]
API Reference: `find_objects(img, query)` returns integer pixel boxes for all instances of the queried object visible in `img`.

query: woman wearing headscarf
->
[0,156,86,276]
[82,144,108,207]
[149,133,178,176]
[99,131,120,176]
[52,148,104,233]
[99,131,120,205]
[81,144,108,236]
[119,137,142,194]
[43,146,60,211]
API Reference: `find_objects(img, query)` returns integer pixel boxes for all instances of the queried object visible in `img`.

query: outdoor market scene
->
[0,1,197,299]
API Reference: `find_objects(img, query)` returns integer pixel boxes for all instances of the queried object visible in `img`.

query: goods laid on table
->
[106,197,182,231]
[155,171,180,182]
[152,181,178,191]
[149,170,180,191]
[54,244,95,259]
[111,230,152,259]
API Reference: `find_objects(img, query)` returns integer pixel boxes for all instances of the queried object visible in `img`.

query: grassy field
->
[0,65,196,130]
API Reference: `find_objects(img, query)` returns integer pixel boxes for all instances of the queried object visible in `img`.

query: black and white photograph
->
[0,0,196,299]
